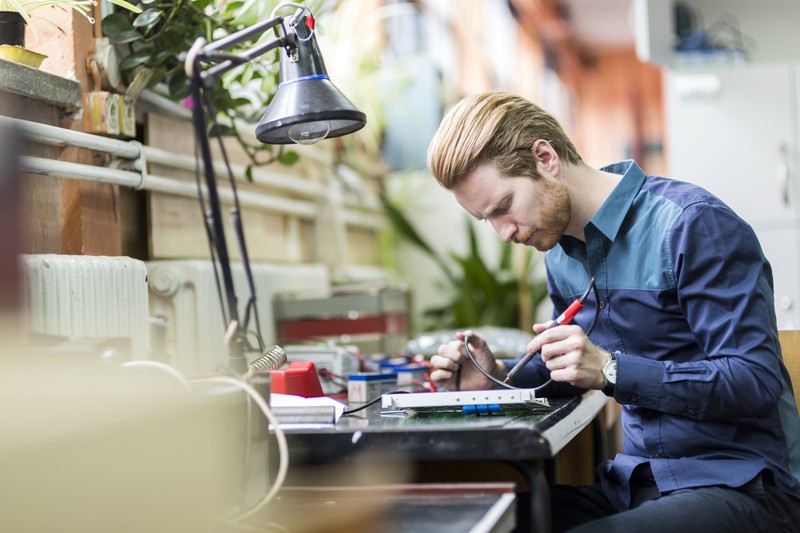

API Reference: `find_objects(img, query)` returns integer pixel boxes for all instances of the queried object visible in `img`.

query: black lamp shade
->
[256,16,366,145]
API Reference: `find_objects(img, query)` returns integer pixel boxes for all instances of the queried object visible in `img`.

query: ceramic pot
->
[0,11,25,47]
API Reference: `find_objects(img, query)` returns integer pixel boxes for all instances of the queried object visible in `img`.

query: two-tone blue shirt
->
[512,160,800,509]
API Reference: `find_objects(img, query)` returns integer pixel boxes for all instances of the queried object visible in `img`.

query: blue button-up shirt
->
[512,160,800,509]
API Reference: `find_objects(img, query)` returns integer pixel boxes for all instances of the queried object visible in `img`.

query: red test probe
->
[504,277,595,384]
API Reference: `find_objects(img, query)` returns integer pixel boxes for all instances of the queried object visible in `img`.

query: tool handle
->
[504,299,585,383]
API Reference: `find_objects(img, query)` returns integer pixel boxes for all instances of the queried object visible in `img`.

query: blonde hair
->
[427,92,582,189]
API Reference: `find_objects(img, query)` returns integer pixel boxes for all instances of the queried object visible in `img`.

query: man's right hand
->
[429,330,506,390]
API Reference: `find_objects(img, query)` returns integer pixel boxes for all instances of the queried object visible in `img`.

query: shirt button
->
[688,407,697,416]
[599,301,606,309]
[630,394,639,403]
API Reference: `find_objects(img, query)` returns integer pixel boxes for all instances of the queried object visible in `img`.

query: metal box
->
[273,282,409,356]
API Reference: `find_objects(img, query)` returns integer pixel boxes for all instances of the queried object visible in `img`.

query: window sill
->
[0,58,81,112]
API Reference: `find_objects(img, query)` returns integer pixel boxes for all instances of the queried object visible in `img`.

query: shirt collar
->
[589,160,646,241]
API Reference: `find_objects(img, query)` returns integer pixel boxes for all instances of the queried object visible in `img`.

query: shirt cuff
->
[614,352,664,408]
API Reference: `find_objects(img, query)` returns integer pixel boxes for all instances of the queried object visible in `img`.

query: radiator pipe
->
[5,116,381,229]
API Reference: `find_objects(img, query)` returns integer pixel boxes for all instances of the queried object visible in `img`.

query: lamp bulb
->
[287,122,331,145]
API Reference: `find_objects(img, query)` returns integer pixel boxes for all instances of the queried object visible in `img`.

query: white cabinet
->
[634,0,800,68]
[665,63,800,328]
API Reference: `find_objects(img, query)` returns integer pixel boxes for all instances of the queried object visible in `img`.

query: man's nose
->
[492,219,515,243]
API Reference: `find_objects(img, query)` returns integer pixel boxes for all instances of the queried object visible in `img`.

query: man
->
[427,92,800,532]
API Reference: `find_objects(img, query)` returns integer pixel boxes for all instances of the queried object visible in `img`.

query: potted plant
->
[0,0,141,68]
[380,195,549,333]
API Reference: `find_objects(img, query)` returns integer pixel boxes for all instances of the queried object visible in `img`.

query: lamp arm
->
[186,10,307,84]
[204,16,285,53]
[202,34,292,82]
[182,12,306,372]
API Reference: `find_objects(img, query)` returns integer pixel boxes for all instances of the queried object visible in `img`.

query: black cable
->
[585,279,600,338]
[464,337,517,390]
[206,100,266,355]
[341,390,410,416]
[464,277,601,391]
[192,104,228,329]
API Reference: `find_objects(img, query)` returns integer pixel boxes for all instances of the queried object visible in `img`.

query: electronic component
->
[348,372,396,404]
[271,361,325,397]
[381,388,549,412]
[247,345,287,375]
[284,344,360,394]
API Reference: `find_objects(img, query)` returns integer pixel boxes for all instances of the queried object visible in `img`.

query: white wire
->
[120,360,191,390]
[269,1,316,42]
[119,361,290,520]
[191,375,289,523]
[270,1,311,20]
[185,37,207,78]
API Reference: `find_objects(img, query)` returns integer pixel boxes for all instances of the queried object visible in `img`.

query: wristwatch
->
[601,352,617,396]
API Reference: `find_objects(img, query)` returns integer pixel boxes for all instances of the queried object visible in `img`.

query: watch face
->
[603,360,617,385]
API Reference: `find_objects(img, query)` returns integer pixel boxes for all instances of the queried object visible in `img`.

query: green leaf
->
[193,0,215,9]
[145,66,167,89]
[106,29,143,45]
[231,96,252,108]
[132,8,163,30]
[278,150,300,166]
[106,0,142,14]
[380,198,437,261]
[101,13,134,35]
[498,240,513,270]
[380,196,458,285]
[150,49,173,65]
[238,62,254,85]
[167,72,190,99]
[119,50,153,71]
[209,123,235,137]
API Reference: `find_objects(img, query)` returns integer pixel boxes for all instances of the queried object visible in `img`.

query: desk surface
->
[281,390,607,465]
[275,390,607,533]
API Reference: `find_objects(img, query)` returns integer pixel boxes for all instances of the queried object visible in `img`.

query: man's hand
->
[429,330,506,390]
[527,323,610,390]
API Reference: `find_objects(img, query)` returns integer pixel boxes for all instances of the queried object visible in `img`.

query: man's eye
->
[494,200,510,215]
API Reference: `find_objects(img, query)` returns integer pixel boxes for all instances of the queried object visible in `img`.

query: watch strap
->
[601,351,617,396]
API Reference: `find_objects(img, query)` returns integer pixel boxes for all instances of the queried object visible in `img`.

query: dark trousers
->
[550,470,800,533]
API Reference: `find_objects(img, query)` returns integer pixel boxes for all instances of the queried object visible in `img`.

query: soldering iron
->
[504,276,596,384]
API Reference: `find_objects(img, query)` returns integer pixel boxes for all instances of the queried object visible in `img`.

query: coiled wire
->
[248,345,287,374]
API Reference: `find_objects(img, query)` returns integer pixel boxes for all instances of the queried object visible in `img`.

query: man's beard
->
[514,181,571,252]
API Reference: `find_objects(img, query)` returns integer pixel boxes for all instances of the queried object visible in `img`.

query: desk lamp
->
[183,2,366,373]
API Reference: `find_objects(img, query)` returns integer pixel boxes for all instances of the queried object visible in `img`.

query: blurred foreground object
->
[0,355,254,533]
[0,119,23,331]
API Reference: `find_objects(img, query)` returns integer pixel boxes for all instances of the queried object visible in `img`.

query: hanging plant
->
[101,0,331,169]
[0,0,141,27]
[0,0,140,67]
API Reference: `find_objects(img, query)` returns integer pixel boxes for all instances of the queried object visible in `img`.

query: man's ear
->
[532,139,559,174]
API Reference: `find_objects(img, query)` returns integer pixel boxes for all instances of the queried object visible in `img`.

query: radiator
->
[146,260,330,373]
[20,254,151,357]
